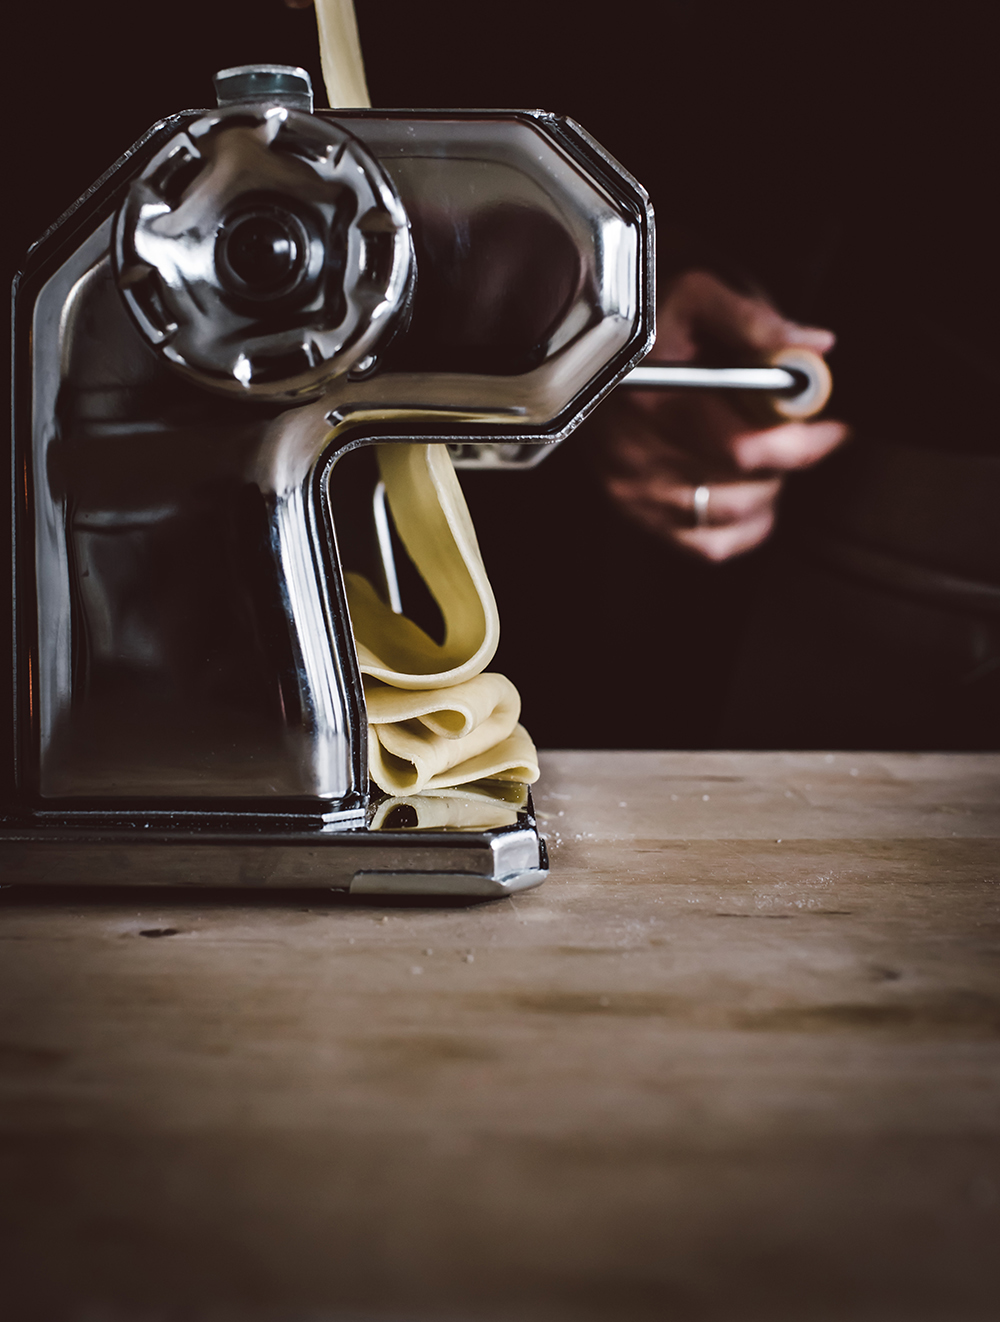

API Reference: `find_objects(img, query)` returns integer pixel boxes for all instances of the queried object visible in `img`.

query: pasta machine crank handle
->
[621,349,833,423]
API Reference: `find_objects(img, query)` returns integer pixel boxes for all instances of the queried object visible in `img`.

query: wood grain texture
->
[1,751,998,1320]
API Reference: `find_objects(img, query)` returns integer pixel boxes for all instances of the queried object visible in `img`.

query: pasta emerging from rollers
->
[315,0,540,795]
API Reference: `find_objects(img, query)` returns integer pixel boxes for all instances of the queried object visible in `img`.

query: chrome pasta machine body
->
[3,66,654,894]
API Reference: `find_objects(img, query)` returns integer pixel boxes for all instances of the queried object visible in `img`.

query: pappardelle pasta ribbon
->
[316,1,538,796]
[344,446,539,794]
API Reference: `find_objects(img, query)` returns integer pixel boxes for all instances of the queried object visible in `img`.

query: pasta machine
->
[2,64,653,895]
[3,64,827,895]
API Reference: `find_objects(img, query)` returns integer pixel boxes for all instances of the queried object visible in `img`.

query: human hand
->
[594,270,849,560]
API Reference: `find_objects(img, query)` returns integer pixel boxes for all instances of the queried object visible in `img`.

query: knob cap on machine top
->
[213,64,314,112]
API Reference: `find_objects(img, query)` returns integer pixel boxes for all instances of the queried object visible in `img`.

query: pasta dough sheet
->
[370,780,529,831]
[345,447,539,794]
[344,445,499,690]
[316,2,539,797]
[313,0,370,108]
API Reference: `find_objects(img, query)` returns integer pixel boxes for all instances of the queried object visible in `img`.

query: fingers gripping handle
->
[622,346,833,422]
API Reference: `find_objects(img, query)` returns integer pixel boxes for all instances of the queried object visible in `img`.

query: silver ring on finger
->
[693,484,711,528]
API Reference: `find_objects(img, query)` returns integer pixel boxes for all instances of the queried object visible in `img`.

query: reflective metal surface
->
[0,811,549,896]
[6,84,653,884]
[622,354,832,421]
[116,104,412,400]
[624,364,799,391]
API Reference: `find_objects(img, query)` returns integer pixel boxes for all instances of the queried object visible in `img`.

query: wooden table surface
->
[2,751,999,1321]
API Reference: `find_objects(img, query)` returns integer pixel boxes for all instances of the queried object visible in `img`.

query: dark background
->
[8,1,997,749]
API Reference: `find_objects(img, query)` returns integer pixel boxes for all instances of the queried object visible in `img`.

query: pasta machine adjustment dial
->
[114,95,413,401]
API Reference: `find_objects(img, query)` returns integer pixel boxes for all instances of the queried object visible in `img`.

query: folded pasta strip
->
[346,449,539,794]
[370,780,528,832]
[344,444,500,691]
[317,6,540,797]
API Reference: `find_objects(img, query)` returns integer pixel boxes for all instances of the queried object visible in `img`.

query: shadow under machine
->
[3,65,654,894]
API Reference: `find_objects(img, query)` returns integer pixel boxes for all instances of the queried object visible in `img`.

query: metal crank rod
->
[621,349,833,422]
[624,364,800,392]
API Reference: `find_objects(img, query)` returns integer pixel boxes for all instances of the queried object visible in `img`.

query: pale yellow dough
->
[313,0,371,108]
[346,453,540,792]
[370,780,528,831]
[347,449,539,794]
[344,444,499,689]
[366,670,537,793]
[316,4,539,797]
